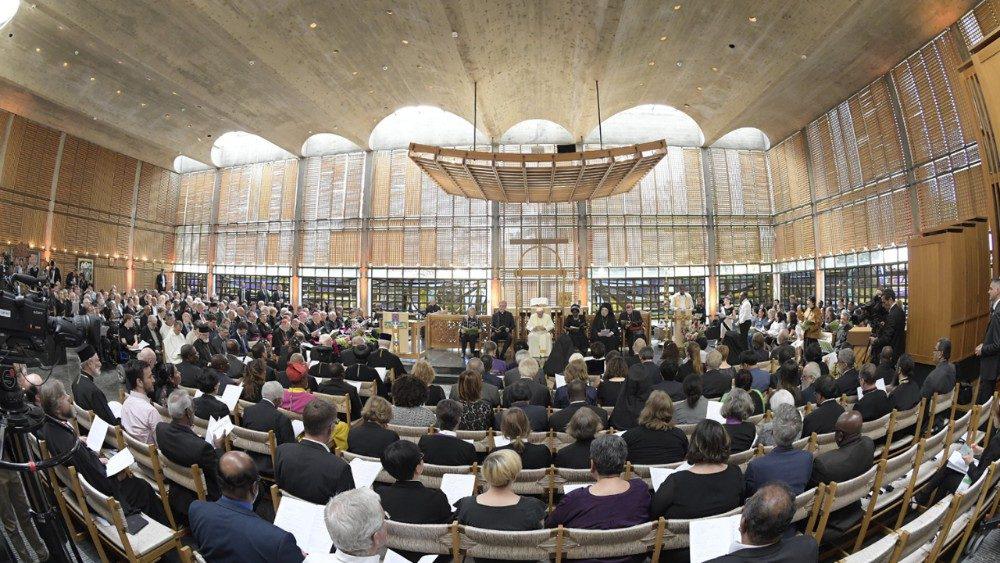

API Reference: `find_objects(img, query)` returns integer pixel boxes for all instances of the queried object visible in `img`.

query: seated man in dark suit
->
[176,344,206,388]
[801,376,843,438]
[189,451,303,562]
[497,381,549,431]
[72,344,119,425]
[239,381,296,474]
[275,398,355,504]
[467,356,503,390]
[418,399,477,466]
[224,339,247,381]
[191,368,232,422]
[36,380,170,526]
[651,358,685,402]
[375,440,452,524]
[156,389,223,519]
[626,346,661,391]
[315,362,363,421]
[708,482,818,562]
[922,338,957,400]
[853,363,891,423]
[500,357,551,408]
[888,353,922,412]
[833,349,859,397]
[548,380,609,433]
[368,335,407,382]
[744,405,813,498]
[808,410,875,541]
[338,336,369,367]
[504,350,544,387]
[701,349,733,399]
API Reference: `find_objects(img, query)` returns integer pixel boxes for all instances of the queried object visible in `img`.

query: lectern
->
[382,312,415,357]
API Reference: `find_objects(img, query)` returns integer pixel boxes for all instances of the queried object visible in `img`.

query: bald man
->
[710,483,818,561]
[189,451,303,562]
[807,410,875,542]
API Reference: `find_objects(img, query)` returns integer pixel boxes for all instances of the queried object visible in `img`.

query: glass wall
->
[174,272,208,296]
[822,247,909,310]
[370,274,489,314]
[299,267,359,310]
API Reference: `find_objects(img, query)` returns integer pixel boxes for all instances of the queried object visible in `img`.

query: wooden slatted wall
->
[214,160,298,265]
[299,152,364,266]
[0,115,59,246]
[709,148,773,264]
[134,163,180,267]
[174,170,215,264]
[958,0,1000,50]
[767,133,815,260]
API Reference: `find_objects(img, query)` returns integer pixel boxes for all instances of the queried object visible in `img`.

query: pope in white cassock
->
[526,305,555,359]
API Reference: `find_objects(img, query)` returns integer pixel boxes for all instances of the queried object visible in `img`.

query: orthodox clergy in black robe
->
[564,305,589,354]
[590,303,622,353]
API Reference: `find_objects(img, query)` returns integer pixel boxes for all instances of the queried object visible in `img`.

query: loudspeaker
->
[556,144,576,153]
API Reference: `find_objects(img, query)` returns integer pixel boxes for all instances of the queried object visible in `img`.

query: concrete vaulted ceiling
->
[0,0,976,170]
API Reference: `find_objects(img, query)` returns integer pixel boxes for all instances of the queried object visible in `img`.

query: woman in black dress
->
[554,407,603,468]
[596,354,628,407]
[348,396,401,458]
[411,359,446,406]
[564,304,590,355]
[589,303,621,355]
[622,391,689,465]
[496,407,551,469]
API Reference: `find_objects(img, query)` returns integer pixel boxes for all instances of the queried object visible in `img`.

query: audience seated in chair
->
[496,407,552,469]
[501,356,551,407]
[281,353,317,414]
[454,449,547,563]
[240,381,296,473]
[391,375,437,428]
[674,373,709,424]
[315,362,363,420]
[72,343,120,425]
[554,359,599,408]
[311,488,389,563]
[347,396,400,458]
[546,434,651,535]
[275,399,355,505]
[800,362,821,405]
[177,344,206,389]
[596,353,627,407]
[419,399,477,466]
[120,357,161,445]
[651,419,744,520]
[723,369,765,417]
[375,440,453,525]
[555,407,605,469]
[745,404,813,497]
[916,398,1000,507]
[190,451,303,562]
[455,370,494,431]
[549,380,609,433]
[808,410,875,542]
[833,348,859,396]
[192,368,232,421]
[448,358,501,408]
[651,355,686,403]
[622,390,688,465]
[853,363,891,422]
[888,353,921,412]
[922,338,956,400]
[410,359,447,407]
[37,380,171,526]
[707,482,818,562]
[801,376,843,438]
[240,357,267,403]
[701,349,732,399]
[156,389,223,519]
[721,388,758,453]
[497,380,549,431]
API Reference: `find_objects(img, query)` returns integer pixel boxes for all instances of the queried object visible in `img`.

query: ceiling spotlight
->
[115,89,121,94]
[309,22,317,29]
[116,59,123,64]
[73,50,78,55]
[697,86,702,91]
[382,64,388,71]
[800,54,808,59]
[332,49,339,54]
[648,61,655,66]
[401,39,409,45]
[186,124,192,128]
[92,116,97,120]
[140,102,147,107]
[683,103,691,108]
[451,31,459,38]
[711,66,718,72]
[62,61,68,67]
[659,36,667,41]
[368,90,374,94]
[172,91,178,95]
[248,60,255,66]
[351,71,358,75]
[35,47,40,52]
[308,130,313,134]
[673,4,681,10]
[385,9,393,15]
[675,60,683,67]
[639,82,644,86]
[164,113,170,118]
[89,76,95,81]
[748,16,757,23]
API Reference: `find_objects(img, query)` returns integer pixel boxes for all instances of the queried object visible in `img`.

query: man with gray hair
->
[743,404,813,497]
[500,356,550,407]
[240,381,296,473]
[800,362,821,404]
[711,483,818,561]
[321,488,387,562]
[833,348,858,395]
[702,349,731,399]
[504,349,539,387]
[156,389,223,515]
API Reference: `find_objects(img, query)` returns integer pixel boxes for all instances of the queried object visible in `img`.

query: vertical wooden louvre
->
[299,152,364,266]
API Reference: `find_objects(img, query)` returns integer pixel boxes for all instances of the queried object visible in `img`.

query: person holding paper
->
[36,380,171,527]
[807,411,874,539]
[454,450,546,562]
[281,354,319,414]
[120,359,161,445]
[72,344,120,426]
[553,360,598,408]
[308,488,387,563]
[496,408,552,469]
[915,400,1000,507]
[347,397,400,458]
[368,335,406,384]
[190,451,304,563]
[546,434,651,559]
[707,483,818,562]
[650,420,744,520]
[375,440,452,526]
[590,303,621,355]
[192,369,234,421]
[156,390,224,518]
[852,363,891,423]
[240,382,296,474]
[275,400,355,505]
[744,405,814,498]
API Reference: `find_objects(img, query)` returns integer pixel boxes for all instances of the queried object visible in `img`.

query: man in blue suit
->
[744,404,814,497]
[190,451,304,562]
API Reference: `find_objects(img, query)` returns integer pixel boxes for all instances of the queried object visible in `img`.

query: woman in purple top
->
[546,434,651,563]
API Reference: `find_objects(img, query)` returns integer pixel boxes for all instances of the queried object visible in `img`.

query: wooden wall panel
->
[55,135,136,218]
[1,116,60,201]
[176,170,216,225]
[217,160,297,224]
[767,132,812,214]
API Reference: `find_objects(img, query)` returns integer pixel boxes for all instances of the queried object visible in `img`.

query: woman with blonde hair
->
[496,408,551,469]
[411,359,446,406]
[553,358,598,407]
[621,391,688,464]
[347,396,400,457]
[454,449,547,546]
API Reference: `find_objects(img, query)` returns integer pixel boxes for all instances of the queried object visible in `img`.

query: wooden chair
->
[121,431,178,531]
[627,461,685,489]
[387,423,432,443]
[658,507,744,552]
[313,391,351,424]
[73,404,125,452]
[924,462,998,562]
[227,425,278,480]
[418,462,479,490]
[459,525,556,561]
[863,442,921,531]
[554,467,598,495]
[384,520,458,561]
[811,464,880,545]
[562,520,662,561]
[885,495,952,561]
[159,455,208,508]
[38,440,91,547]
[454,429,491,453]
[860,412,892,457]
[808,431,838,456]
[884,400,925,455]
[75,473,181,562]
[837,531,897,562]
[190,415,209,438]
[340,451,396,484]
[152,401,171,423]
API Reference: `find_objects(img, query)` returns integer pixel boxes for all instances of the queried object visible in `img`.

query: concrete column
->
[290,156,307,307]
[126,161,142,291]
[358,150,375,311]
[701,148,719,316]
[206,168,222,296]
[42,132,67,261]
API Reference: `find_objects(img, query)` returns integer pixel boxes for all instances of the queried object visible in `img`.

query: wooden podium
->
[382,312,423,359]
[847,326,872,366]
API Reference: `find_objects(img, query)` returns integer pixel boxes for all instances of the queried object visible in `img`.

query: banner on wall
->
[77,258,94,287]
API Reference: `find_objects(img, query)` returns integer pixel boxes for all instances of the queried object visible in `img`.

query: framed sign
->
[77,258,94,287]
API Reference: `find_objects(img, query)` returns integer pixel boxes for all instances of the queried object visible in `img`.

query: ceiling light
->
[62,61,68,67]
[34,47,40,53]
[659,36,667,41]
[0,0,19,30]
[401,40,409,45]
[385,9,393,15]
[675,60,683,67]
[748,16,757,23]
[711,66,718,72]
[73,50,78,55]
[673,4,681,10]
[89,76,95,81]
[451,31,459,38]
[164,113,170,118]
[332,49,339,54]
[187,124,191,128]
[309,22,317,29]
[683,103,691,108]
[648,61,655,66]
[800,54,808,59]
[92,116,97,120]
[697,86,702,91]
[639,82,644,86]
[351,71,358,75]
[368,90,374,94]
[248,60,255,66]
[382,64,389,71]
[140,102,146,107]
[115,89,121,94]
[172,91,178,95]
[116,59,123,64]
[308,130,313,134]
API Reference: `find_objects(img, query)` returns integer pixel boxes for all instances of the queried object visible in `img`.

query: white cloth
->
[670,292,693,312]
[526,312,554,358]
[162,330,187,364]
[766,321,786,339]
[670,292,694,348]
[304,553,379,562]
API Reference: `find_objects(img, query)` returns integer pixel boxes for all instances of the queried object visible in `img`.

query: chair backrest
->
[661,506,743,550]
[563,520,658,561]
[952,407,973,443]
[418,463,477,489]
[729,448,755,469]
[883,443,919,483]
[932,389,955,415]
[555,467,598,492]
[893,402,922,430]
[313,392,350,422]
[277,407,303,421]
[76,473,124,530]
[159,454,208,500]
[340,451,396,484]
[454,430,490,453]
[791,487,818,525]
[748,413,765,425]
[509,467,551,496]
[839,531,898,563]
[893,497,950,560]
[825,464,880,513]
[229,425,277,460]
[676,423,697,437]
[73,404,122,450]
[191,415,209,437]
[922,424,949,461]
[153,401,171,422]
[385,520,455,559]
[810,431,838,455]
[122,430,161,485]
[860,412,892,441]
[460,524,555,560]
[388,424,431,440]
